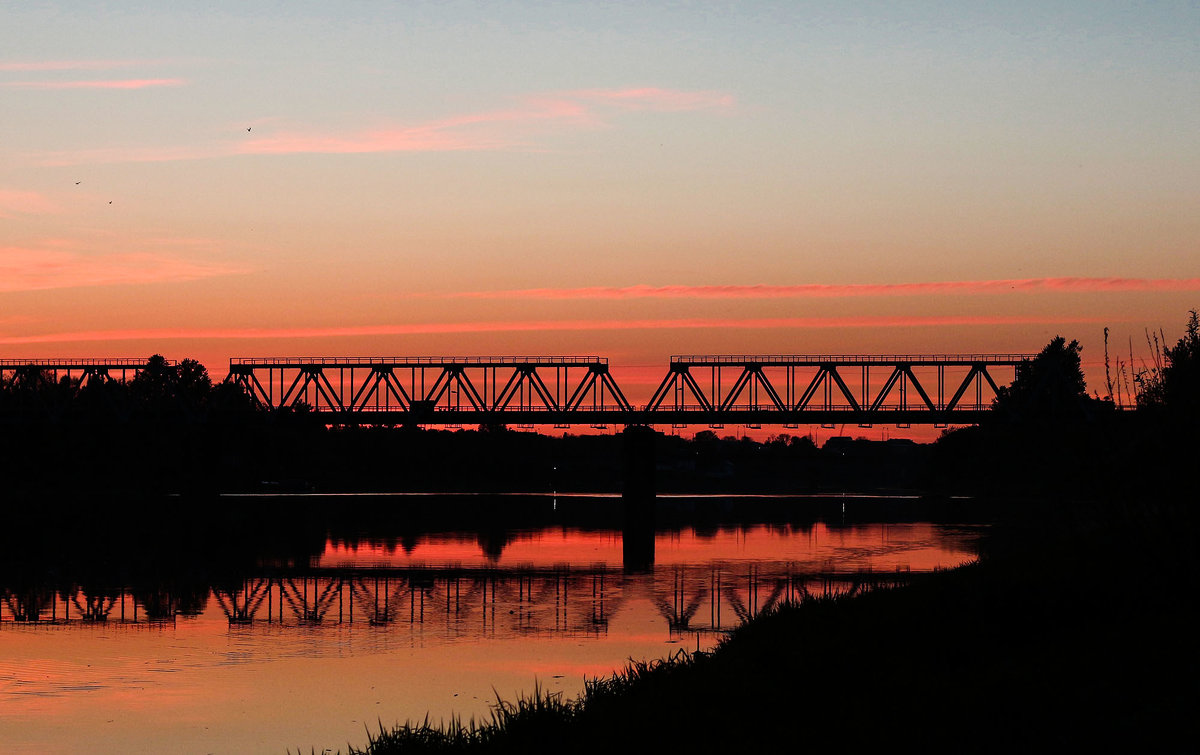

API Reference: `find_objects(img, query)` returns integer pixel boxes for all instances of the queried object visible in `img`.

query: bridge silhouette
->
[224,353,1028,427]
[3,353,1029,426]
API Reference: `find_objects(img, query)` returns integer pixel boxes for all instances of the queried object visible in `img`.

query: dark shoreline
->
[342,496,1197,753]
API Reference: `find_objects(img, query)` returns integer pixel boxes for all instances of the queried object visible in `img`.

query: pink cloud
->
[237,125,508,155]
[1,78,185,90]
[0,245,250,293]
[0,189,59,217]
[234,91,665,156]
[0,59,169,72]
[38,86,732,163]
[0,313,1105,345]
[440,277,1200,300]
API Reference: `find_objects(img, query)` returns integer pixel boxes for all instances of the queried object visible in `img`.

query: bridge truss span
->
[645,353,1031,425]
[220,352,1035,426]
[0,358,174,388]
[226,356,633,423]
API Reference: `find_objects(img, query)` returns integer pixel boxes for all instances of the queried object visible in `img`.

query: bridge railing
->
[349,404,636,412]
[0,358,171,367]
[230,356,608,367]
[670,354,1034,365]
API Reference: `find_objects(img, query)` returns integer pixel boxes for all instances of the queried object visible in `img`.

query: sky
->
[3,0,1199,410]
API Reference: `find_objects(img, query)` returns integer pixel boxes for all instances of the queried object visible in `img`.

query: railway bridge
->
[2,353,1029,427]
[222,353,1030,427]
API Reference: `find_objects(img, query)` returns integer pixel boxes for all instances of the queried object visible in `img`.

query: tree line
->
[1,311,1196,495]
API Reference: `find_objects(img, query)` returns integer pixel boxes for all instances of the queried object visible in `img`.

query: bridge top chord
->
[0,358,173,368]
[230,355,610,368]
[670,353,1036,367]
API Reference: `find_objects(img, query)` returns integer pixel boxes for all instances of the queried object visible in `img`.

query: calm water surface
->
[0,496,983,753]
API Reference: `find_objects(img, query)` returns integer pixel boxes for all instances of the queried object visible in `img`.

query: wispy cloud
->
[1,78,185,90]
[38,86,733,164]
[0,244,250,293]
[0,189,59,217]
[0,313,1104,345]
[239,88,730,156]
[0,59,171,72]
[439,277,1200,300]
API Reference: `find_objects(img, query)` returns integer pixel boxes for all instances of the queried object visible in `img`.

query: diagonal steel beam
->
[826,366,861,411]
[979,365,1002,396]
[718,368,756,411]
[749,370,785,411]
[493,368,527,410]
[599,371,633,411]
[452,371,486,410]
[944,365,982,410]
[279,370,310,408]
[350,370,386,410]
[423,368,456,406]
[566,370,600,411]
[524,368,560,411]
[644,371,679,411]
[679,369,715,411]
[382,372,413,408]
[902,367,937,411]
[869,367,905,411]
[795,368,828,410]
[312,369,345,411]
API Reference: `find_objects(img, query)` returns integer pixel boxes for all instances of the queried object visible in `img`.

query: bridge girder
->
[226,357,633,418]
[222,354,1030,426]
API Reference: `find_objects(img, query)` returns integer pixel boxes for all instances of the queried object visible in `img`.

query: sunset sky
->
[3,1,1198,402]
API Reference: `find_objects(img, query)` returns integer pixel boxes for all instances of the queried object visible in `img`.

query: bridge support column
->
[621,424,656,572]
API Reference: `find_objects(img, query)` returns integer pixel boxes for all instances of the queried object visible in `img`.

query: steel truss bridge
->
[0,564,909,635]
[225,354,1031,427]
[0,358,171,388]
[2,354,1030,426]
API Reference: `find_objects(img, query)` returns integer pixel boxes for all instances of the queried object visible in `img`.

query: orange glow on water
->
[321,523,974,573]
[1,521,979,752]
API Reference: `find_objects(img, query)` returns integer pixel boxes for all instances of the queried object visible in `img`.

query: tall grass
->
[338,648,712,754]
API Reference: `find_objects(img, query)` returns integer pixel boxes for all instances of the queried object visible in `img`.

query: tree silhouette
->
[992,336,1095,420]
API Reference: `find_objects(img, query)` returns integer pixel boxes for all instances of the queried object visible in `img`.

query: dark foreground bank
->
[330,498,1196,754]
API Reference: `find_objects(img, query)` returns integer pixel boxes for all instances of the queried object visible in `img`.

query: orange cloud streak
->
[1,78,185,90]
[0,314,1105,345]
[0,245,250,292]
[441,277,1200,300]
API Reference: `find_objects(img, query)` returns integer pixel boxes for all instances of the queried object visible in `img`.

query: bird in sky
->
[108,200,112,204]
[74,181,81,185]
[246,127,252,132]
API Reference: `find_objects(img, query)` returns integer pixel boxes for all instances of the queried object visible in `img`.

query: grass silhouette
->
[325,498,1195,753]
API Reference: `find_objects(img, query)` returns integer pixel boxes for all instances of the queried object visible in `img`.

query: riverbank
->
[347,497,1196,753]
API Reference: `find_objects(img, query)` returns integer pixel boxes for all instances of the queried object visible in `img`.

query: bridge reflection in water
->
[0,517,981,753]
[1,564,912,636]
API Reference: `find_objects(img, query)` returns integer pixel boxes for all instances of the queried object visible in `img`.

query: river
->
[0,494,983,753]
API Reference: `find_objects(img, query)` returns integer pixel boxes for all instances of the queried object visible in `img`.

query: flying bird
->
[246,127,252,132]
[75,181,81,185]
[108,200,112,204]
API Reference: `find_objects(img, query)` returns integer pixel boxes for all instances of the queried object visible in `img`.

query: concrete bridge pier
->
[621,424,656,572]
